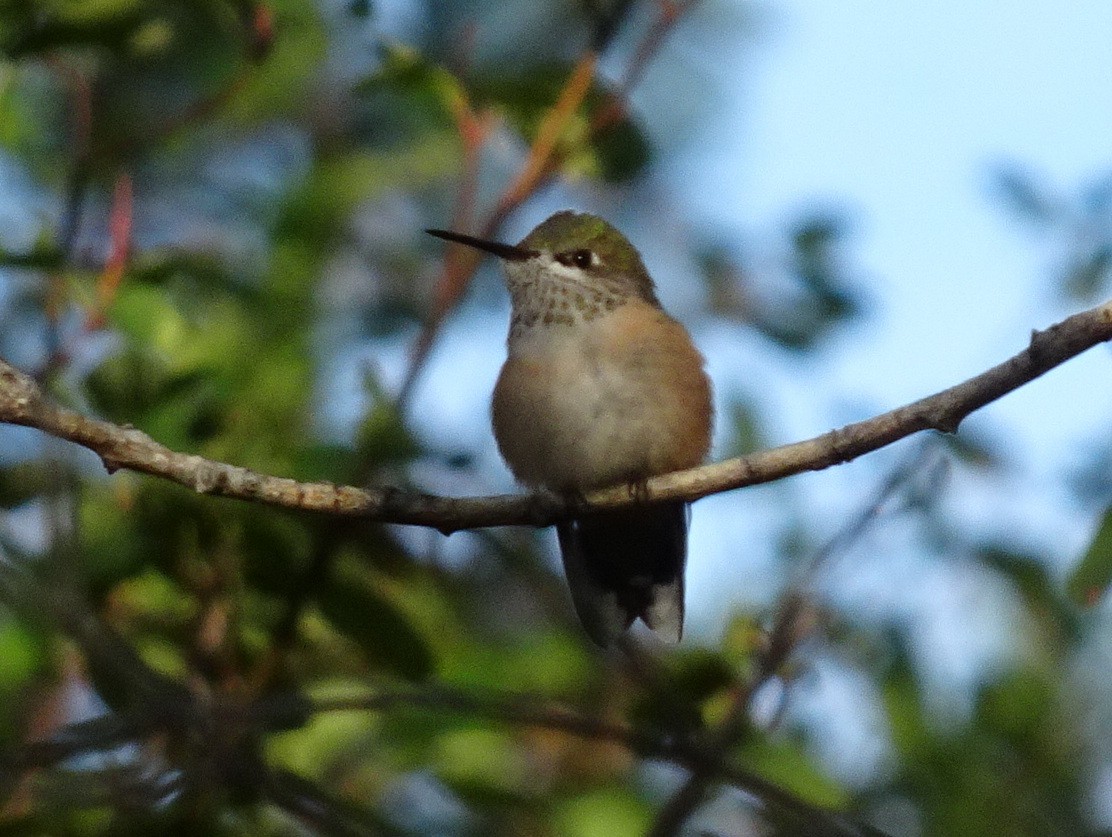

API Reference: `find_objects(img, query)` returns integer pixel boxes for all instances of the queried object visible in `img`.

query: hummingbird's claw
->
[525,488,565,527]
[628,477,651,504]
[563,489,591,516]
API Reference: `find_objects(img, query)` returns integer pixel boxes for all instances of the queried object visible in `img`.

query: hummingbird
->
[427,211,713,646]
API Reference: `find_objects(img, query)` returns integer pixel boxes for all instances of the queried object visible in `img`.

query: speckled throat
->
[504,256,658,341]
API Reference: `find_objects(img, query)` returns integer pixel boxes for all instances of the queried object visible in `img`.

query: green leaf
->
[0,461,57,508]
[588,112,651,183]
[348,0,372,18]
[977,668,1053,741]
[109,282,190,353]
[318,560,435,681]
[434,727,530,804]
[353,43,467,148]
[279,135,459,245]
[980,545,1077,642]
[630,648,733,736]
[726,397,764,458]
[354,399,420,469]
[553,788,650,837]
[790,214,862,317]
[1,3,139,56]
[882,667,932,762]
[442,632,591,695]
[1063,244,1112,301]
[991,164,1057,226]
[357,42,467,114]
[84,345,171,425]
[938,429,1004,470]
[292,442,359,484]
[224,1,328,123]
[739,738,847,809]
[0,618,47,692]
[1067,506,1112,607]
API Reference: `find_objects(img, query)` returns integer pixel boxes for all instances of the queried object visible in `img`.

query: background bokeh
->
[1,1,1112,834]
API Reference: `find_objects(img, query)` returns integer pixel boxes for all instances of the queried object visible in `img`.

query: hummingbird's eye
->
[555,248,596,269]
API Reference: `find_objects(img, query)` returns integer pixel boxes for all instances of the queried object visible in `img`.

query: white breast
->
[493,306,710,491]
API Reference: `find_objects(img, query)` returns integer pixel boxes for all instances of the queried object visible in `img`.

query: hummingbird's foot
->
[627,477,651,504]
[525,488,592,525]
[562,488,591,516]
[526,488,566,527]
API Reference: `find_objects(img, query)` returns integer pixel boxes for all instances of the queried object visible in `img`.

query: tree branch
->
[312,685,878,834]
[1,299,1111,533]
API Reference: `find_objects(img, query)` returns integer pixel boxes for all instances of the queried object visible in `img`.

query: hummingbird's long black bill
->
[426,228,538,261]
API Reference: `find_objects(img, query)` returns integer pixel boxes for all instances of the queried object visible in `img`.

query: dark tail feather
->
[557,501,688,647]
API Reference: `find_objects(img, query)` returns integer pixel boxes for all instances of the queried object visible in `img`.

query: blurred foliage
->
[468,62,652,183]
[0,1,1108,836]
[992,163,1112,303]
[699,210,864,352]
[1068,508,1112,608]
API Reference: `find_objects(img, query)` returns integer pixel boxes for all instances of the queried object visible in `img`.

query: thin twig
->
[500,53,600,211]
[261,766,393,837]
[86,172,133,331]
[1,299,1110,532]
[311,685,869,832]
[621,1,699,95]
